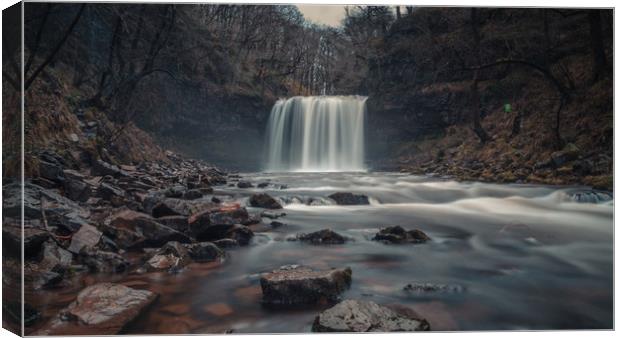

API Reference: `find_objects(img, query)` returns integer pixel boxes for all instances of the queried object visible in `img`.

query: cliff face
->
[363,8,613,189]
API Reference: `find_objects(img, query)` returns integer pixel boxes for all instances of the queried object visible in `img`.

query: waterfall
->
[264,96,367,172]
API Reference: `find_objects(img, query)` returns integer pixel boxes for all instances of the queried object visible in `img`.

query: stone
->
[261,211,286,219]
[184,242,225,262]
[91,160,127,177]
[36,283,157,335]
[64,178,92,202]
[226,225,254,246]
[260,265,352,306]
[372,226,430,244]
[328,192,369,205]
[69,133,79,142]
[79,248,129,273]
[68,224,102,254]
[188,207,250,241]
[403,283,465,294]
[3,224,49,257]
[312,300,430,332]
[105,209,190,249]
[257,182,269,188]
[144,241,191,272]
[155,215,189,233]
[182,189,203,200]
[39,160,65,183]
[249,193,283,209]
[550,143,580,167]
[296,229,348,245]
[213,238,239,249]
[98,182,125,202]
[237,181,254,188]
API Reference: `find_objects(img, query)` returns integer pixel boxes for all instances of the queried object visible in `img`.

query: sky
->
[296,5,348,27]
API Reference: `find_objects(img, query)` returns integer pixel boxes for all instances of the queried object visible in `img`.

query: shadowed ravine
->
[27,172,613,333]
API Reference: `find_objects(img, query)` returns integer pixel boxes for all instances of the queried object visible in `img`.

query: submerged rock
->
[79,248,129,273]
[226,224,254,246]
[260,265,352,306]
[249,193,283,209]
[237,181,254,188]
[295,229,348,244]
[144,241,191,273]
[403,282,465,294]
[36,283,157,335]
[372,226,430,244]
[312,300,430,332]
[183,242,225,261]
[328,192,369,205]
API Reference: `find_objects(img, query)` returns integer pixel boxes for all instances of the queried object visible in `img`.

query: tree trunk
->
[469,8,490,144]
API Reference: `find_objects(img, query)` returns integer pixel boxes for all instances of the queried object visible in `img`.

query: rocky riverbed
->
[3,155,613,334]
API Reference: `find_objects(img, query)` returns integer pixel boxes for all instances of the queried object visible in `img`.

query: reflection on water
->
[27,172,614,333]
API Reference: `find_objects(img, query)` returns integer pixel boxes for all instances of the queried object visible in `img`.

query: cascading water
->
[264,96,367,172]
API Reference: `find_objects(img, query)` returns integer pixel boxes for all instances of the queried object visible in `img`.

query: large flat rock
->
[312,300,430,332]
[35,283,157,335]
[260,265,351,306]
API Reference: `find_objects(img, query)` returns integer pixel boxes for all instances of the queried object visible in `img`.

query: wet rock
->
[270,221,285,228]
[257,182,269,188]
[213,238,239,249]
[568,190,613,203]
[155,215,189,233]
[3,302,41,327]
[237,181,254,188]
[182,189,203,200]
[79,248,129,273]
[98,182,125,204]
[260,265,352,306]
[312,300,430,332]
[3,224,49,257]
[296,229,348,245]
[36,283,157,335]
[372,226,430,244]
[39,160,65,184]
[249,193,283,209]
[163,185,185,198]
[91,160,128,177]
[261,211,286,219]
[144,241,191,272]
[63,178,92,202]
[328,192,369,205]
[188,207,250,241]
[183,242,225,261]
[403,283,465,294]
[226,225,254,246]
[67,224,102,254]
[105,209,190,249]
[24,240,73,289]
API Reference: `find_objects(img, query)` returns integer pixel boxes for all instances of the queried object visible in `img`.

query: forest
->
[2,3,614,335]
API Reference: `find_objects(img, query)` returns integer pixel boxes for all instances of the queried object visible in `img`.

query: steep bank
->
[364,8,612,190]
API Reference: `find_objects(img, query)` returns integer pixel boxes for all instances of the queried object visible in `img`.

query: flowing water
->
[264,96,366,172]
[27,172,613,333]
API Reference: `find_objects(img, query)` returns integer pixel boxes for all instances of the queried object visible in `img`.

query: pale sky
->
[297,5,348,27]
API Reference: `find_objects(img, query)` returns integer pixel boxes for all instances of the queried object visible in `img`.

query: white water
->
[264,96,366,172]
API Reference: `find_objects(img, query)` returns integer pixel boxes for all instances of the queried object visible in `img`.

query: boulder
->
[3,224,49,257]
[260,265,352,306]
[372,226,430,244]
[63,178,91,202]
[296,229,348,245]
[249,193,283,209]
[35,283,157,335]
[188,207,250,241]
[261,211,286,219]
[105,209,190,249]
[182,189,203,200]
[23,240,73,290]
[39,160,65,184]
[91,160,128,177]
[155,215,189,233]
[226,225,254,246]
[67,224,102,254]
[183,242,225,262]
[78,248,129,273]
[143,241,191,272]
[312,300,430,332]
[212,238,239,249]
[237,181,254,188]
[328,192,369,205]
[257,182,269,188]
